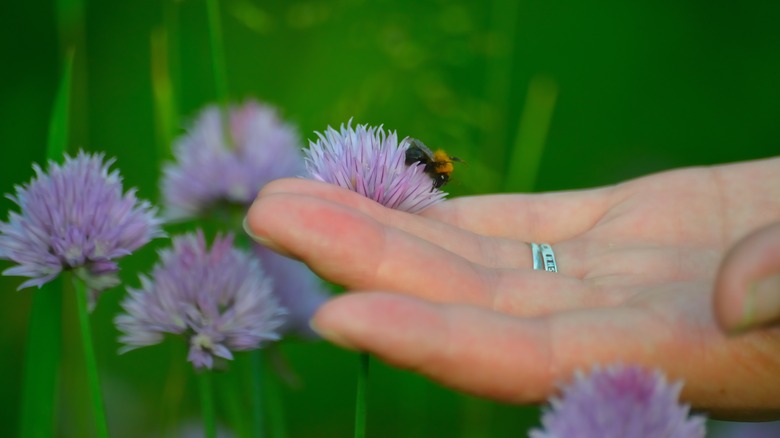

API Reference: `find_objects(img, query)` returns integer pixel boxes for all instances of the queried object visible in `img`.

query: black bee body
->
[404,138,461,189]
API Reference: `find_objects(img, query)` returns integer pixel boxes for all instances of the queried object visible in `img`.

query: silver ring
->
[531,243,558,272]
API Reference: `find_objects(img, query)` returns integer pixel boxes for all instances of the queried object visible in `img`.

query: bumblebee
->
[404,138,463,189]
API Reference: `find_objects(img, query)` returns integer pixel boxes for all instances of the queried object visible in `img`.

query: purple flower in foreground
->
[115,231,286,370]
[162,100,303,220]
[0,151,163,306]
[303,121,446,213]
[530,364,706,438]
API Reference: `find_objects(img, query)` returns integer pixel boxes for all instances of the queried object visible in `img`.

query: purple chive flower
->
[303,121,447,213]
[161,99,330,336]
[530,364,706,438]
[115,231,286,370]
[162,100,303,220]
[0,151,163,307]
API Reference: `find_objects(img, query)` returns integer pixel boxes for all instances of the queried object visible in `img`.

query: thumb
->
[714,221,780,333]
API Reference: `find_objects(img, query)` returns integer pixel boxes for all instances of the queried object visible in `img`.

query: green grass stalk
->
[72,274,109,438]
[150,27,179,161]
[19,277,63,438]
[503,75,559,193]
[47,49,74,160]
[18,49,75,437]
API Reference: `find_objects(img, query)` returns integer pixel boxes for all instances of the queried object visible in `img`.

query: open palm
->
[246,157,780,419]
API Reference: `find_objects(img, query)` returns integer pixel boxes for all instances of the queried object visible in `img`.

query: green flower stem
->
[160,341,187,436]
[198,370,217,438]
[72,274,109,438]
[219,368,248,438]
[250,349,265,438]
[354,353,370,438]
[20,276,63,438]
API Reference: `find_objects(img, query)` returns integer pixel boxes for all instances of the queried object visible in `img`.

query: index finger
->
[260,177,611,243]
[421,188,612,242]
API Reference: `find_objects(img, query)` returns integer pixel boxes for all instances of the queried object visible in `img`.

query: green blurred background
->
[1,0,778,436]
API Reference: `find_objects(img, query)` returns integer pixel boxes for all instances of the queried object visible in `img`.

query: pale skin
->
[245,156,780,420]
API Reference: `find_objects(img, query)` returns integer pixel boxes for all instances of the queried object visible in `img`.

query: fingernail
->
[243,216,299,259]
[242,216,272,246]
[734,274,780,333]
[309,319,358,351]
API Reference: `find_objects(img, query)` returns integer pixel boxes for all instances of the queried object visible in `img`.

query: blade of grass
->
[46,49,74,160]
[55,0,88,149]
[19,277,63,438]
[19,49,74,438]
[72,273,109,438]
[502,75,558,193]
[151,26,179,161]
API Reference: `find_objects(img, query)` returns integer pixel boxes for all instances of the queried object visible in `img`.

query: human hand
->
[245,157,780,419]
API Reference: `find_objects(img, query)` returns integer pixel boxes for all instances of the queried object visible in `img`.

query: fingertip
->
[312,293,422,336]
[309,294,357,348]
[714,222,780,333]
[310,292,443,357]
[309,316,358,351]
[244,196,292,257]
[713,246,746,333]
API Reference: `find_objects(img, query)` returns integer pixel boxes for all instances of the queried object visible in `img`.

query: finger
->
[714,222,780,333]
[312,292,780,415]
[247,191,490,305]
[261,177,610,244]
[258,178,531,270]
[420,188,611,242]
[311,292,556,402]
[247,192,603,312]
